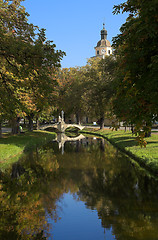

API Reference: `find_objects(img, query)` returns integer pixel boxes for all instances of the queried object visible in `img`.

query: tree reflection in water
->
[0,136,158,240]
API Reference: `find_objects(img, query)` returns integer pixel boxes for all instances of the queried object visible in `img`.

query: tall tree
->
[56,67,86,123]
[0,0,36,132]
[21,29,64,131]
[0,0,65,133]
[112,0,158,137]
[83,56,116,129]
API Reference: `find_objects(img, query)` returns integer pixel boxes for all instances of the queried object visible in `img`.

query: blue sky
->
[23,0,128,68]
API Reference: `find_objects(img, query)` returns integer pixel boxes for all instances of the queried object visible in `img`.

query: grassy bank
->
[0,130,56,170]
[81,128,158,175]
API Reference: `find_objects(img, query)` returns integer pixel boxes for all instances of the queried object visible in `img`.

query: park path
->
[2,128,12,133]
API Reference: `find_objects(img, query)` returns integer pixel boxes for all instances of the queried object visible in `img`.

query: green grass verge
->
[0,130,56,170]
[81,128,158,175]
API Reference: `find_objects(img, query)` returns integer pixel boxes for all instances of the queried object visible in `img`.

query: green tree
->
[0,0,36,133]
[112,0,158,138]
[56,67,86,123]
[83,56,117,129]
[22,29,64,131]
[0,0,65,134]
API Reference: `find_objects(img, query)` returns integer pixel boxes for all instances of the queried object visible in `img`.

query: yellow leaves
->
[98,71,102,79]
[33,69,38,76]
[5,71,14,78]
[136,133,147,148]
[134,125,150,148]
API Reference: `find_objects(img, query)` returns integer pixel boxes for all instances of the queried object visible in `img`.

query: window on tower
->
[108,50,111,55]
[97,50,99,55]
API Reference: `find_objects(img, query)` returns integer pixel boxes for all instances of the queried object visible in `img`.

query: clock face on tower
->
[101,49,106,54]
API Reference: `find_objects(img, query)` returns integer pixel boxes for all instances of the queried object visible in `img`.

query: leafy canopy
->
[112,0,158,135]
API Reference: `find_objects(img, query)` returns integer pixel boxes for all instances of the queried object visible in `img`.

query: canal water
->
[1,134,158,240]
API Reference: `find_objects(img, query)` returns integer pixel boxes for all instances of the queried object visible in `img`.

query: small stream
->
[1,133,158,240]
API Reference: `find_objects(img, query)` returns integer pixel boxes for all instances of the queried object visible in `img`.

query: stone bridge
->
[40,121,84,133]
[39,120,85,133]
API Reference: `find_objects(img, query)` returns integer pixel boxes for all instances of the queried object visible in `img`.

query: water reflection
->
[54,133,86,154]
[1,136,158,240]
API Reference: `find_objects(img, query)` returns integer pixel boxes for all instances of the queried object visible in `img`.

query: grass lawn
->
[0,130,56,170]
[81,128,158,175]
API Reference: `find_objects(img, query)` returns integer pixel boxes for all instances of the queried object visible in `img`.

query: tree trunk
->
[145,131,151,137]
[0,122,2,138]
[99,117,104,129]
[11,118,20,134]
[76,113,81,125]
[11,163,25,178]
[28,115,34,131]
[145,123,151,137]
[36,117,40,130]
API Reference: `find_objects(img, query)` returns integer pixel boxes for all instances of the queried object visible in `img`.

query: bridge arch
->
[64,124,84,131]
[39,122,85,133]
[39,123,58,131]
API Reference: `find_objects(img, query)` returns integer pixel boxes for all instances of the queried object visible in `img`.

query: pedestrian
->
[19,125,23,133]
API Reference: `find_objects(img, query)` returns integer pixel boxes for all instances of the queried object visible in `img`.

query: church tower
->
[94,24,112,58]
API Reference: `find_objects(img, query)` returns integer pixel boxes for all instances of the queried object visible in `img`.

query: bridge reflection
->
[53,133,86,154]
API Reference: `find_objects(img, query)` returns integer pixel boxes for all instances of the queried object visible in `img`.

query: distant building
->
[92,24,113,59]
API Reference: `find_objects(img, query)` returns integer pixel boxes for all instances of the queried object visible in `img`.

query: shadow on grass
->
[0,133,36,151]
[0,131,56,160]
[146,141,158,145]
[1,131,55,143]
[108,136,138,148]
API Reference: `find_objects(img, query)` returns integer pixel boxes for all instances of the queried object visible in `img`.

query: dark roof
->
[96,39,111,48]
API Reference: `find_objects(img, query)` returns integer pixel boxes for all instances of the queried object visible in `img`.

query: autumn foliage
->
[0,0,65,133]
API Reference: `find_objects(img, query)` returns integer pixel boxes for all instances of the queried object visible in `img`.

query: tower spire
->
[101,23,107,40]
